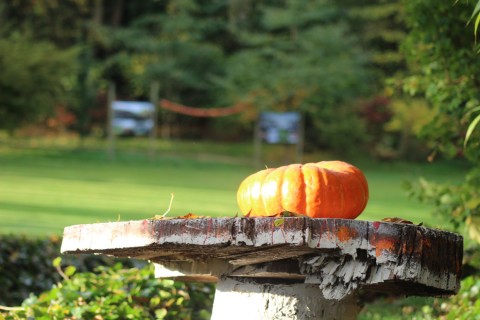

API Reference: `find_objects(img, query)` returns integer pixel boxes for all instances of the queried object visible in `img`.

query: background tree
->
[400,0,480,245]
[222,0,373,153]
[0,31,77,135]
[341,1,430,159]
[344,0,406,86]
[100,0,227,138]
[1,0,392,149]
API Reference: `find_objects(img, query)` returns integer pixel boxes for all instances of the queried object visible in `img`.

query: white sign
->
[259,112,301,144]
[112,101,154,136]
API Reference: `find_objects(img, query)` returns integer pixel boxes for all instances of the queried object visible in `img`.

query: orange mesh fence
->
[160,99,248,117]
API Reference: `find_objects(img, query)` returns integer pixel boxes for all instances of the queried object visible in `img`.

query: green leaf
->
[466,106,480,118]
[469,0,480,24]
[175,297,184,305]
[475,13,480,41]
[281,211,295,217]
[464,113,480,147]
[274,218,285,227]
[52,257,62,268]
[64,266,76,277]
[150,296,161,307]
[155,308,168,319]
[467,215,480,244]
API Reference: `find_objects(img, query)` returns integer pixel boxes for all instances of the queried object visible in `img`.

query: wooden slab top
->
[61,217,463,299]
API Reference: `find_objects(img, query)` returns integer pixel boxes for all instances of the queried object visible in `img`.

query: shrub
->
[0,261,214,320]
[359,275,480,319]
[0,234,67,306]
[0,234,142,306]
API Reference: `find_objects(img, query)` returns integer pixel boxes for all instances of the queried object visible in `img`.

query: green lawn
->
[0,136,468,236]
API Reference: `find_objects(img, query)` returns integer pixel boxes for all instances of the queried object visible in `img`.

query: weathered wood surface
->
[61,217,463,299]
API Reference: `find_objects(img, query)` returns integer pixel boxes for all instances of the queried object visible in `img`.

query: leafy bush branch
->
[1,259,214,320]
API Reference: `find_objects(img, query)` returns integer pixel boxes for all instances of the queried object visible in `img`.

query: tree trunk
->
[93,0,103,27]
[111,0,124,27]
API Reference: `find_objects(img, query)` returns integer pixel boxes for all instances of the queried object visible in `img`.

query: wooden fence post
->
[106,82,116,160]
[149,81,160,157]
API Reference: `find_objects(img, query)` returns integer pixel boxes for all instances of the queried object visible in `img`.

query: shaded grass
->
[0,135,469,235]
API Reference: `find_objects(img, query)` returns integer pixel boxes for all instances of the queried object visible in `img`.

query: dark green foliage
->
[0,32,77,134]
[405,168,480,232]
[0,0,93,47]
[397,10,480,320]
[101,2,227,102]
[345,1,407,80]
[223,0,373,152]
[400,0,480,244]
[0,234,142,306]
[0,235,62,306]
[359,275,480,319]
[0,235,214,319]
[402,0,480,161]
[1,262,214,320]
[1,0,384,150]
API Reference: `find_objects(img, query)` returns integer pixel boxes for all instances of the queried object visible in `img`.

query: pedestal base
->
[211,278,358,320]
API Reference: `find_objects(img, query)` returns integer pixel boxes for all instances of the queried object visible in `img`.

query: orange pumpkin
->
[236,161,369,219]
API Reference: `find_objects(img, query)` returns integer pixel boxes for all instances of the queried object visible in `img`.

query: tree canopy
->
[399,0,480,242]
[0,0,393,152]
[0,31,77,134]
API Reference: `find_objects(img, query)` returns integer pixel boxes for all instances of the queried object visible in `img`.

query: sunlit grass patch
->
[0,135,468,235]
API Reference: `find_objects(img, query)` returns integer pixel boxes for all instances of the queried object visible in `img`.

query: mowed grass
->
[0,150,251,235]
[0,136,469,236]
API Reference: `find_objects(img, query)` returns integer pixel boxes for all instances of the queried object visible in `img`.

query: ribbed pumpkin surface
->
[236,161,369,219]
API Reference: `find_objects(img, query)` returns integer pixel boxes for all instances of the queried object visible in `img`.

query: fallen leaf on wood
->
[178,213,210,219]
[381,217,414,224]
[242,211,298,218]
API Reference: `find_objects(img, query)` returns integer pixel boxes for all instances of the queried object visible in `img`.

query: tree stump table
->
[61,217,463,320]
